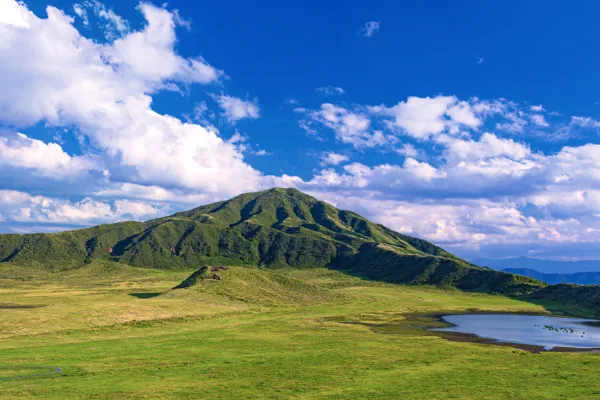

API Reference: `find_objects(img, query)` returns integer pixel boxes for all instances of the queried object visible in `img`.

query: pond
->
[435,314,600,350]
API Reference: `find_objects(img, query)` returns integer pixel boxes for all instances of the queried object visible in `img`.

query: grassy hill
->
[167,266,343,306]
[0,187,543,296]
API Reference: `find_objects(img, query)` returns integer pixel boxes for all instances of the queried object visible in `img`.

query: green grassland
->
[2,263,600,399]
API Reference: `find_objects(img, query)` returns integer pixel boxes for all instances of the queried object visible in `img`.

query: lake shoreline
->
[432,312,600,353]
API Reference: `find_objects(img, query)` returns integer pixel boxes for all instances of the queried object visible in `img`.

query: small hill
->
[167,266,342,306]
[0,188,544,296]
[503,268,600,285]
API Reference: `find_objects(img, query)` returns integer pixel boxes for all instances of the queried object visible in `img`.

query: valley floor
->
[1,264,599,399]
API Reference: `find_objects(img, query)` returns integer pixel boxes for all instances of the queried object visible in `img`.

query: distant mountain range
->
[473,257,600,274]
[502,268,600,285]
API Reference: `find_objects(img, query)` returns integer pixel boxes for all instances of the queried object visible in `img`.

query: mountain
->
[503,268,600,285]
[0,188,543,296]
[530,284,600,313]
[473,257,600,274]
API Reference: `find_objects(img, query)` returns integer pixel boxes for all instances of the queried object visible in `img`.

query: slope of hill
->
[530,284,600,312]
[168,266,343,306]
[0,188,543,296]
[474,257,600,274]
[503,268,600,285]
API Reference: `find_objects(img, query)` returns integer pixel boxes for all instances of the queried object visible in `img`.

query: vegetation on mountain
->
[530,284,600,315]
[0,188,545,296]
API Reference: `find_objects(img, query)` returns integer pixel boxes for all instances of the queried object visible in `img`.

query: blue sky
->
[2,0,600,263]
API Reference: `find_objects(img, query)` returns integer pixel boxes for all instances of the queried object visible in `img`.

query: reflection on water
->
[435,314,600,350]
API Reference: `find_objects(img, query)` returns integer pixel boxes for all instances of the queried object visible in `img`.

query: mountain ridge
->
[503,268,600,285]
[474,257,600,274]
[0,188,542,296]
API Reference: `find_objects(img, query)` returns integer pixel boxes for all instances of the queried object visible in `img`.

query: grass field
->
[1,263,599,399]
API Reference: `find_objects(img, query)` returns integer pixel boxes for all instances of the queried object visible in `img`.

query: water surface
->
[436,314,600,350]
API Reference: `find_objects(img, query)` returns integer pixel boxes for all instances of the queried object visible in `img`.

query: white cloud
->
[530,114,549,127]
[495,111,527,133]
[73,0,129,39]
[0,0,261,199]
[191,100,216,128]
[298,120,320,138]
[72,4,88,26]
[530,104,545,112]
[213,94,260,123]
[571,116,600,129]
[0,133,101,178]
[321,152,349,166]
[106,3,221,85]
[299,103,394,148]
[0,189,167,226]
[93,182,218,205]
[360,21,380,37]
[439,132,531,162]
[315,86,345,96]
[396,143,425,159]
[0,0,31,28]
[369,96,483,139]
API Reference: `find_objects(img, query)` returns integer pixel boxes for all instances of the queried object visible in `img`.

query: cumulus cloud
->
[396,143,425,159]
[0,0,261,199]
[368,96,484,139]
[0,133,102,178]
[530,105,545,112]
[571,116,600,129]
[321,152,349,166]
[439,133,531,162]
[297,103,394,148]
[213,94,260,123]
[0,189,167,229]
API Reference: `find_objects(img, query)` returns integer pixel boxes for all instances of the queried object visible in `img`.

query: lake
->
[435,314,600,350]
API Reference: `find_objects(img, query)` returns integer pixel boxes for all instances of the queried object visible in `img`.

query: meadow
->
[1,263,599,399]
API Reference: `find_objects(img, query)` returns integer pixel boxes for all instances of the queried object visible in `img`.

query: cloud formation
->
[3,0,600,262]
[315,86,345,96]
[360,21,380,37]
[213,94,260,123]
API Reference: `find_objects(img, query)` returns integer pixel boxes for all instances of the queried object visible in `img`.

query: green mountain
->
[0,188,542,295]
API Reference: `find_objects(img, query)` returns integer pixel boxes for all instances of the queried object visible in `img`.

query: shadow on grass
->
[129,292,162,299]
[0,303,45,309]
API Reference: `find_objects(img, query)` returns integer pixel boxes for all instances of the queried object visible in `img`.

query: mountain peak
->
[0,189,544,296]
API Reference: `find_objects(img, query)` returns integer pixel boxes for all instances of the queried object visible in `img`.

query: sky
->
[2,0,600,262]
